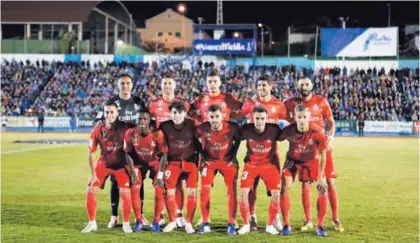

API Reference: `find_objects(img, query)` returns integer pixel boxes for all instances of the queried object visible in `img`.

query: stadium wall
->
[1,54,418,71]
[5,116,419,137]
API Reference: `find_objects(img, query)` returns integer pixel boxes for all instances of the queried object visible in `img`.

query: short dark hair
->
[163,72,174,79]
[104,100,118,108]
[258,75,273,85]
[119,73,133,81]
[208,104,221,113]
[253,106,267,114]
[139,108,151,115]
[169,101,186,112]
[208,70,220,77]
[295,104,309,113]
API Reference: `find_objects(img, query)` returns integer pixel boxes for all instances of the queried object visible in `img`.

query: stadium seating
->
[1,60,419,122]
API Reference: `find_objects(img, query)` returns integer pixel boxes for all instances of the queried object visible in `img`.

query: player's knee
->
[240,188,250,202]
[301,182,311,190]
[271,189,280,200]
[327,178,336,188]
[187,187,196,196]
[167,189,176,196]
[119,187,130,193]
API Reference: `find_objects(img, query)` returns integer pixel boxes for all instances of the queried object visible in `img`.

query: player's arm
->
[88,128,99,186]
[226,94,244,118]
[316,133,328,193]
[155,130,168,188]
[323,99,336,148]
[194,127,207,171]
[284,100,295,124]
[277,125,290,142]
[123,131,138,184]
[228,125,241,168]
[234,99,252,119]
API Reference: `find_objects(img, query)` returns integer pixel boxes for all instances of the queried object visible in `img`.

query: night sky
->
[123,1,419,39]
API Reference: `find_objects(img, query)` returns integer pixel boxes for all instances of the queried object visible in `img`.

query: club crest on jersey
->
[101,129,107,141]
[312,104,319,111]
[204,95,209,102]
[115,101,121,110]
[221,102,227,108]
[205,132,211,139]
[151,141,156,147]
[134,104,140,110]
[132,133,139,145]
[308,138,313,145]
[158,100,163,106]
[272,107,276,113]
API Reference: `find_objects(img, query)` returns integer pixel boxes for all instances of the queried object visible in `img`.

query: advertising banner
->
[364,121,413,133]
[6,116,71,128]
[77,118,95,128]
[414,122,420,133]
[321,27,398,57]
[193,39,255,55]
[335,120,356,136]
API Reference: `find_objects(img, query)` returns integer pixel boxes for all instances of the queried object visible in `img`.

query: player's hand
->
[327,136,334,151]
[316,177,328,194]
[89,174,99,189]
[155,178,165,189]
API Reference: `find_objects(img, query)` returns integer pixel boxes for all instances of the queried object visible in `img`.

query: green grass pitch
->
[1,132,419,243]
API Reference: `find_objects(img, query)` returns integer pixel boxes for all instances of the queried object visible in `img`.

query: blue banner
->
[114,55,144,64]
[193,39,255,55]
[64,54,82,63]
[320,28,367,56]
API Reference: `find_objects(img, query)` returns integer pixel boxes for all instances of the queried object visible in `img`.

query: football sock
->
[240,198,250,225]
[328,185,339,221]
[200,185,211,223]
[268,199,280,225]
[140,183,145,213]
[86,190,97,221]
[302,183,312,222]
[317,192,328,227]
[176,185,185,217]
[280,193,290,226]
[154,186,165,223]
[248,189,257,215]
[227,184,238,224]
[186,192,197,223]
[131,185,142,222]
[119,189,132,223]
[166,194,177,222]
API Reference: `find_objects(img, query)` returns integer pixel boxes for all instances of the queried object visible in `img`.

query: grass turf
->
[1,132,419,243]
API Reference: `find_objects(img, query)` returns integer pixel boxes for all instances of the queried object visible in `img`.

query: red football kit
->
[195,121,241,224]
[239,97,287,124]
[148,96,191,127]
[284,95,336,178]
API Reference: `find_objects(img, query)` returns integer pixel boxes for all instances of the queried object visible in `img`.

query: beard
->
[300,90,310,98]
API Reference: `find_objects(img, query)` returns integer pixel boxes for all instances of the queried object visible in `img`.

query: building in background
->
[137,8,194,52]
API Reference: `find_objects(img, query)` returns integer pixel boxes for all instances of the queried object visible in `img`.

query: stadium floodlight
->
[233,32,240,38]
[117,40,124,46]
[257,23,263,28]
[177,3,186,14]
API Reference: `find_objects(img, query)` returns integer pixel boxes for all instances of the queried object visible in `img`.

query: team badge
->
[204,96,209,102]
[272,107,276,113]
[221,102,227,108]
[134,104,140,110]
[151,140,156,147]
[313,105,319,111]
[308,138,313,145]
[115,101,121,110]
[101,129,107,141]
[158,100,163,106]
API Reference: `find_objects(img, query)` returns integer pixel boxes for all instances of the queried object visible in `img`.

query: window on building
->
[176,32,181,38]
[158,32,163,37]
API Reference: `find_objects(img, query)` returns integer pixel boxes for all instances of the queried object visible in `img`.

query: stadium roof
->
[1,1,100,23]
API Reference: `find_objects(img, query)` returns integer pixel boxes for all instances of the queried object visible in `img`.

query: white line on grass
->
[1,144,73,155]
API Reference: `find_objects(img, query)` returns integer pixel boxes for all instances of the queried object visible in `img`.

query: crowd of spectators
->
[1,59,419,122]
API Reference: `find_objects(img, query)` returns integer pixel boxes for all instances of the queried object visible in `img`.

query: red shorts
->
[325,149,337,179]
[240,163,281,191]
[128,161,160,185]
[282,159,319,183]
[92,160,130,189]
[165,161,198,189]
[201,161,238,186]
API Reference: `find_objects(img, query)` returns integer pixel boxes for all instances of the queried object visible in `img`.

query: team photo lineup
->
[1,1,419,243]
[82,71,342,237]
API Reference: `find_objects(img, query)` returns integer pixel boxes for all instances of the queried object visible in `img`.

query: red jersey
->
[284,95,333,131]
[89,121,128,169]
[239,96,287,124]
[191,92,243,124]
[148,96,191,127]
[160,119,199,163]
[195,121,241,162]
[240,123,282,169]
[279,123,327,162]
[123,128,168,165]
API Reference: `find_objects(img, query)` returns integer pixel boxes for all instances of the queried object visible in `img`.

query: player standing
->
[94,74,149,228]
[278,104,329,237]
[81,101,132,233]
[123,109,168,233]
[159,101,201,234]
[237,107,282,235]
[148,74,192,227]
[236,75,286,231]
[195,105,241,235]
[190,70,243,124]
[284,77,343,232]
